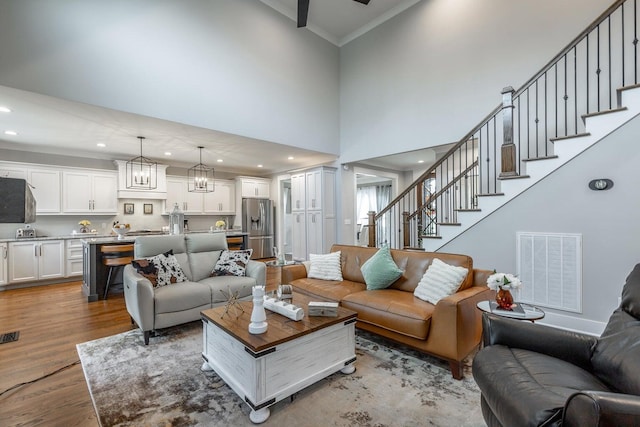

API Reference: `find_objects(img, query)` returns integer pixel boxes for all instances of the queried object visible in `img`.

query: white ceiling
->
[260,0,421,46]
[0,1,426,177]
[0,85,337,176]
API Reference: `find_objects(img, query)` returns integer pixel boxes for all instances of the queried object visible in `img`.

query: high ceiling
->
[260,0,421,46]
[0,0,425,176]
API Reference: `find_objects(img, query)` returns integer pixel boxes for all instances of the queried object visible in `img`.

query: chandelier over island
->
[188,146,215,193]
[126,136,157,190]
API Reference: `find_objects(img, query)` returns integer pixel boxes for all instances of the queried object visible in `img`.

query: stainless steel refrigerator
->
[242,198,274,259]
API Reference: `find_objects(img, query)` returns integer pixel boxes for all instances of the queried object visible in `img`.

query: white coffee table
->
[201,292,357,423]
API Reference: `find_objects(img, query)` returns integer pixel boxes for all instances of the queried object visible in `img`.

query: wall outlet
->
[344,219,351,225]
[101,223,106,230]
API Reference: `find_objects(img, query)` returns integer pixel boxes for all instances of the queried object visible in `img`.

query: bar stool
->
[101,244,134,299]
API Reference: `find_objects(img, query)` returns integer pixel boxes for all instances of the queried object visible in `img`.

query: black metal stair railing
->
[368,0,631,250]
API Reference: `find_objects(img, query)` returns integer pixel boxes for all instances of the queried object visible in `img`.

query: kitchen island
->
[81,231,248,302]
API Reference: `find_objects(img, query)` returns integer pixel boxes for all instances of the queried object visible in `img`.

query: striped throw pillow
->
[308,251,343,281]
[414,258,468,304]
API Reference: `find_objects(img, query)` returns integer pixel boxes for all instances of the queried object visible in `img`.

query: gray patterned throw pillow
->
[211,249,253,277]
[149,250,187,287]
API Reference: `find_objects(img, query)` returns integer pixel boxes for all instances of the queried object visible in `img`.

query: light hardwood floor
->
[0,267,279,426]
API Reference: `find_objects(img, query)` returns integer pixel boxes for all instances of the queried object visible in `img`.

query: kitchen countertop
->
[0,230,248,244]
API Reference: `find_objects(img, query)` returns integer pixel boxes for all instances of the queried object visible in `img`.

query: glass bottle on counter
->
[169,203,184,235]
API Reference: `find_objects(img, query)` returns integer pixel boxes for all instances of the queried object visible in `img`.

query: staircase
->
[368,0,638,251]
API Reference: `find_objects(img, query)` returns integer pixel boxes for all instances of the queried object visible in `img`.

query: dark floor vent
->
[0,331,20,344]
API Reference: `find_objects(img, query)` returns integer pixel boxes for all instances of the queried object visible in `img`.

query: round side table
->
[476,300,545,322]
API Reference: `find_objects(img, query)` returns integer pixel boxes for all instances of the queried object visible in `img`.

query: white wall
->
[0,0,340,155]
[441,113,640,335]
[339,0,610,163]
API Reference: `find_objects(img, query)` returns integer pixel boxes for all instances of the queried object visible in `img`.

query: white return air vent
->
[516,232,582,313]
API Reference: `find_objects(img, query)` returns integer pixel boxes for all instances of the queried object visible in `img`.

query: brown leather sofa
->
[282,244,493,379]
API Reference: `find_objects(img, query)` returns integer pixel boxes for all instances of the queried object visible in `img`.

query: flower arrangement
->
[487,272,522,291]
[78,219,91,233]
[215,220,226,230]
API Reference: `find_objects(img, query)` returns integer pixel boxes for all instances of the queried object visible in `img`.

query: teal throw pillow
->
[361,246,403,290]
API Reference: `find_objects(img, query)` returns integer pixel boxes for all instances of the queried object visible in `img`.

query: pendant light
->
[188,146,215,193]
[126,136,157,190]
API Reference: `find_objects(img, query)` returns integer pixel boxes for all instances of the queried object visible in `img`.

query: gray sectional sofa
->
[123,232,266,344]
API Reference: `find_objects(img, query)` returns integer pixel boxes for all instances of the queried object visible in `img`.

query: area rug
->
[77,322,485,427]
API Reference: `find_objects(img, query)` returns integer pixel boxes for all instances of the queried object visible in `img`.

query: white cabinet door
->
[292,212,307,261]
[184,185,204,214]
[8,240,64,282]
[63,170,117,214]
[91,173,118,213]
[39,240,65,280]
[0,243,7,286]
[306,170,322,210]
[306,211,323,256]
[166,177,202,213]
[8,241,39,283]
[241,178,271,198]
[63,171,93,212]
[204,180,235,213]
[65,239,84,277]
[290,173,305,211]
[29,169,61,214]
[165,178,184,213]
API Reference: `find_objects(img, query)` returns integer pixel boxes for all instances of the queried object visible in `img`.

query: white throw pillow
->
[308,251,343,281]
[414,258,468,304]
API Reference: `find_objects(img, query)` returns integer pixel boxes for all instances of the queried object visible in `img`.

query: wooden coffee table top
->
[201,292,357,353]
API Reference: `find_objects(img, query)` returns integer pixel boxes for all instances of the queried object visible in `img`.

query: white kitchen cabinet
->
[289,166,336,260]
[29,168,61,214]
[291,212,307,261]
[238,177,271,199]
[166,177,235,215]
[0,243,7,286]
[204,180,235,214]
[8,240,65,283]
[65,239,84,277]
[290,173,305,211]
[63,170,118,214]
[165,177,203,214]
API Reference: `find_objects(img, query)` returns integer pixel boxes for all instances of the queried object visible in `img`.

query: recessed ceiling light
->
[164,152,172,156]
[288,156,294,160]
[96,143,106,148]
[257,164,263,168]
[418,160,424,164]
[217,159,223,163]
[0,106,11,113]
[4,130,17,136]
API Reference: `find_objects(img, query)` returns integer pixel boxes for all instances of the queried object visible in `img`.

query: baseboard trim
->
[536,311,607,336]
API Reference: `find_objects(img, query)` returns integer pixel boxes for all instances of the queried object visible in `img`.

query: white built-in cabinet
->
[63,170,118,214]
[290,166,336,261]
[237,177,271,199]
[0,243,7,286]
[65,239,84,277]
[29,168,61,214]
[165,177,235,215]
[0,164,62,214]
[8,240,65,283]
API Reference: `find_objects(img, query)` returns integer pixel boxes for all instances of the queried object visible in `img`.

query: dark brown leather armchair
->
[472,264,640,427]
